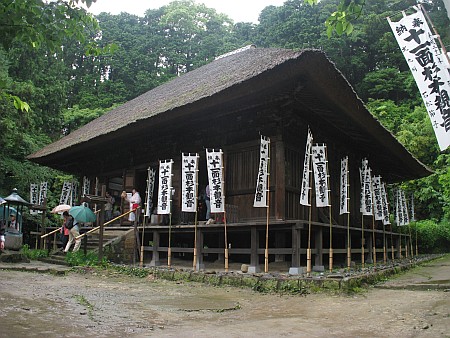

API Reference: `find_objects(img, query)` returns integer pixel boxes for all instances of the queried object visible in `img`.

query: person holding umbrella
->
[64,211,81,253]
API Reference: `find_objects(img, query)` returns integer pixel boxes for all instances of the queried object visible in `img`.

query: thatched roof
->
[28,47,431,180]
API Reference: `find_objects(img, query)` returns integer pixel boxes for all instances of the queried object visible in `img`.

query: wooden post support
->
[224,211,229,272]
[372,216,376,267]
[168,213,172,268]
[383,225,387,264]
[347,213,351,270]
[361,216,365,268]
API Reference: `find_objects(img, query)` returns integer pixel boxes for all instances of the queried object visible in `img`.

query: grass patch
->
[20,244,48,259]
[66,250,109,267]
[73,294,95,320]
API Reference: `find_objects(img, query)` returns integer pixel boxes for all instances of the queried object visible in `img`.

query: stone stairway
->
[39,228,132,266]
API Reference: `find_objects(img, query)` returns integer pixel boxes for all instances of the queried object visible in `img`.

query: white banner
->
[82,176,90,207]
[300,128,313,206]
[362,162,373,216]
[182,154,199,212]
[372,176,383,221]
[311,144,330,208]
[381,182,391,225]
[206,149,225,213]
[254,136,270,208]
[410,194,416,222]
[401,189,410,225]
[30,183,39,215]
[359,159,368,213]
[388,7,450,151]
[37,182,48,213]
[59,181,72,205]
[339,156,349,215]
[145,167,156,217]
[71,181,78,206]
[396,189,404,226]
[157,160,173,215]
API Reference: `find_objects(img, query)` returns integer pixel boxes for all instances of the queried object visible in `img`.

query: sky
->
[86,0,286,23]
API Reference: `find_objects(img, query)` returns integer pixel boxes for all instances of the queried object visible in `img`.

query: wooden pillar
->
[150,230,161,266]
[275,231,285,262]
[366,235,373,264]
[395,234,401,259]
[249,226,260,273]
[274,139,285,220]
[195,227,204,270]
[291,227,301,267]
[314,227,323,268]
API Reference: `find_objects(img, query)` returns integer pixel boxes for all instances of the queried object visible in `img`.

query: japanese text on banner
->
[311,144,330,208]
[254,136,270,208]
[182,154,199,212]
[206,149,225,213]
[388,8,450,151]
[157,160,173,215]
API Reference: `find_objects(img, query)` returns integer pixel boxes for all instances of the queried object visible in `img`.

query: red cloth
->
[132,203,140,210]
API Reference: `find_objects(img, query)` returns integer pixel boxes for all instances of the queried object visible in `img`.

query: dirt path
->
[0,256,449,338]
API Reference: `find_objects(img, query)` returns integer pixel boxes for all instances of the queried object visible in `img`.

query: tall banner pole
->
[326,146,333,273]
[264,146,271,273]
[361,215,365,268]
[312,144,330,271]
[340,157,350,271]
[206,149,226,271]
[300,128,313,276]
[157,159,174,268]
[181,153,199,271]
[391,225,395,260]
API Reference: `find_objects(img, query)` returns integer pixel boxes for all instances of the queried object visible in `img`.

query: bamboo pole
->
[193,210,198,271]
[361,215,365,268]
[408,223,414,258]
[224,210,229,272]
[383,224,387,264]
[415,224,419,256]
[390,225,394,261]
[372,215,376,267]
[306,185,312,276]
[399,226,403,259]
[193,155,199,271]
[347,212,351,270]
[168,212,172,267]
[264,142,271,273]
[139,215,147,267]
[329,205,333,272]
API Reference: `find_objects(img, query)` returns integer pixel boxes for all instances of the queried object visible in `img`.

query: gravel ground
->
[0,255,449,338]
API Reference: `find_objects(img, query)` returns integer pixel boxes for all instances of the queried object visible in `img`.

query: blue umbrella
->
[69,205,97,223]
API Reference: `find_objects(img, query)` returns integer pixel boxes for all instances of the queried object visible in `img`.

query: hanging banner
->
[339,156,349,215]
[388,7,450,151]
[206,149,225,213]
[254,136,270,208]
[59,181,72,205]
[182,153,199,212]
[401,189,410,225]
[37,182,48,214]
[157,160,173,215]
[410,194,416,222]
[359,159,368,213]
[311,144,330,208]
[362,162,373,216]
[381,182,391,225]
[30,183,39,215]
[300,128,313,206]
[82,176,90,207]
[372,176,384,221]
[145,167,156,217]
[71,180,78,206]
[396,189,404,226]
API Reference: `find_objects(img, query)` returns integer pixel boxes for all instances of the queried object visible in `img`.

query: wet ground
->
[0,255,449,337]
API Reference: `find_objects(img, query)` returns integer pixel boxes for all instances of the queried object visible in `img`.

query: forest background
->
[1,0,449,252]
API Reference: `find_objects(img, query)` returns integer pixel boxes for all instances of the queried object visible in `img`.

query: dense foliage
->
[1,0,449,251]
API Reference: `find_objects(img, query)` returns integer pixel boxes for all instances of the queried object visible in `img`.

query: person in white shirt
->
[123,188,141,222]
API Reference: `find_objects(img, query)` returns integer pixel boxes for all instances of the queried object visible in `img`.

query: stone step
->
[39,256,71,266]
